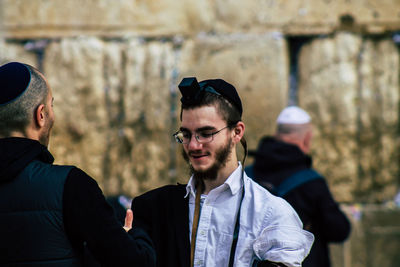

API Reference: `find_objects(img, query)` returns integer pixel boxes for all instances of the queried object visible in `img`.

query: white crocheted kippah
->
[276,106,311,124]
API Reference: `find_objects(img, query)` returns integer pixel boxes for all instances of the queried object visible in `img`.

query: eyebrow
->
[179,126,217,132]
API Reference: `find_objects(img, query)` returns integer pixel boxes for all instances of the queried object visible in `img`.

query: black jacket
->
[0,137,156,267]
[132,185,190,267]
[0,157,79,266]
[250,137,351,267]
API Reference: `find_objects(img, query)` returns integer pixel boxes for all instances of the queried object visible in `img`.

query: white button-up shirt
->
[185,163,314,267]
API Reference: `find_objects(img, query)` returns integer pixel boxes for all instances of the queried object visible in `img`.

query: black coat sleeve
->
[313,179,351,242]
[291,178,351,243]
[63,167,156,267]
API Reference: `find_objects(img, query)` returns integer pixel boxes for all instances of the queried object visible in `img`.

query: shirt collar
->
[224,162,243,195]
[184,175,196,199]
[184,162,243,198]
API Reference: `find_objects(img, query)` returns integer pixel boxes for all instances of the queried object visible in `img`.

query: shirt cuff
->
[253,225,314,267]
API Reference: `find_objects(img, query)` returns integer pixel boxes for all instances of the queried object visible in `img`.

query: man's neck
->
[3,131,26,139]
[202,161,239,194]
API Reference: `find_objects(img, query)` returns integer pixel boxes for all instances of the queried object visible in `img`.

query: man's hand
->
[123,208,133,232]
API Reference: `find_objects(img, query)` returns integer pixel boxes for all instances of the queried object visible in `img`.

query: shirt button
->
[200,230,206,236]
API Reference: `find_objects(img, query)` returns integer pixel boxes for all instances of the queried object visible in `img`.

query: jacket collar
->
[173,184,190,266]
[0,137,54,183]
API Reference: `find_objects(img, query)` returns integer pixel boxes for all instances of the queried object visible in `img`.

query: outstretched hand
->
[123,208,133,232]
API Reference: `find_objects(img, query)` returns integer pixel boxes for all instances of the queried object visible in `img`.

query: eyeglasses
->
[173,125,230,144]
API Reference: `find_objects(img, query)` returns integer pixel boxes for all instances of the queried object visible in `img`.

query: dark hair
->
[0,65,48,136]
[180,91,241,127]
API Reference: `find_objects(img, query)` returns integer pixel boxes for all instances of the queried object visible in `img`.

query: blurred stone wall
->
[0,0,399,203]
[299,33,400,203]
[330,204,400,267]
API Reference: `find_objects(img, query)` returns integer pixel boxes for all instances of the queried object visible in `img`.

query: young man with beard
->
[131,78,314,267]
[0,62,155,267]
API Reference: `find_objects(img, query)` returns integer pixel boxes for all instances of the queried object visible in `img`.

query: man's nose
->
[187,134,202,150]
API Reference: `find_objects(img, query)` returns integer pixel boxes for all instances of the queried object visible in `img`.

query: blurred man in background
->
[247,106,351,267]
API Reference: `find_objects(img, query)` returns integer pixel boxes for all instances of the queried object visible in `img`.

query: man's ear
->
[232,121,245,143]
[303,130,312,154]
[35,104,46,128]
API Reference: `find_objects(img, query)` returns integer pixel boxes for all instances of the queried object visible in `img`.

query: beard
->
[182,137,233,184]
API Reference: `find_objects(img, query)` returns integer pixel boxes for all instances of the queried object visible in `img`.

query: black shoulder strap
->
[275,169,322,197]
[252,260,288,266]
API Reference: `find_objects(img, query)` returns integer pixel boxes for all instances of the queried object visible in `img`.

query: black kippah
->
[199,79,243,117]
[178,77,243,117]
[0,62,31,106]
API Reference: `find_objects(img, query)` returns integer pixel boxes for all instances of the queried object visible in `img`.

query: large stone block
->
[124,39,174,130]
[299,33,362,202]
[355,38,400,202]
[0,0,214,38]
[123,39,175,193]
[43,37,175,196]
[1,0,400,38]
[298,32,399,202]
[214,0,400,34]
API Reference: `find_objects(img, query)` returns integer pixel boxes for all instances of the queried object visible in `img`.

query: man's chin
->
[191,163,220,182]
[190,163,209,172]
[191,166,208,174]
